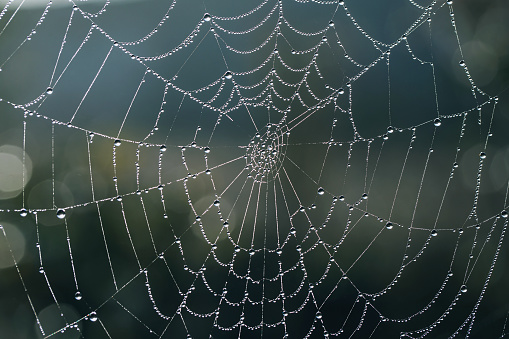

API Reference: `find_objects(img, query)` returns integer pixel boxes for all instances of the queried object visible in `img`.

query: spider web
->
[0,0,508,338]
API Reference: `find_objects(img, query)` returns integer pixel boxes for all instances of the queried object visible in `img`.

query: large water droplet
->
[89,312,98,322]
[56,209,66,219]
[433,118,441,127]
[203,13,211,22]
[46,87,53,95]
[20,209,28,217]
[460,285,467,293]
[114,139,122,147]
[317,188,325,195]
[75,291,82,300]
[386,222,393,230]
[501,210,508,218]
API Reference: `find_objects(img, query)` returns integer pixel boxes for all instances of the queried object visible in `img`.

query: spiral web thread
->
[0,0,508,338]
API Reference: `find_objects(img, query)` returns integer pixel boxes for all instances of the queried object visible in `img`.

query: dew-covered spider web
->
[1,0,509,338]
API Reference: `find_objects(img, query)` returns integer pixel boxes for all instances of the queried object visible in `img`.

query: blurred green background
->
[0,0,509,338]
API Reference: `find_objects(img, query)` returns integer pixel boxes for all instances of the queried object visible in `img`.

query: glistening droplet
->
[56,209,66,219]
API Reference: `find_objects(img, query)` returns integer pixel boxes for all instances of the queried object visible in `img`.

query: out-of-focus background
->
[0,0,509,338]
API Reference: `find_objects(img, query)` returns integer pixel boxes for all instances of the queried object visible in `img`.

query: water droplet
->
[431,230,437,236]
[213,200,220,206]
[46,87,53,95]
[234,246,240,252]
[339,195,345,201]
[204,147,211,153]
[56,209,66,219]
[459,60,465,67]
[203,13,211,21]
[329,21,334,27]
[114,139,122,147]
[361,193,368,200]
[387,126,394,134]
[89,312,98,322]
[479,152,486,159]
[160,145,167,152]
[316,312,322,319]
[249,249,255,256]
[20,209,28,217]
[434,118,441,127]
[224,71,232,80]
[501,210,508,218]
[39,267,44,273]
[75,291,82,300]
[386,222,393,230]
[299,206,305,212]
[317,188,325,195]
[460,285,467,293]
